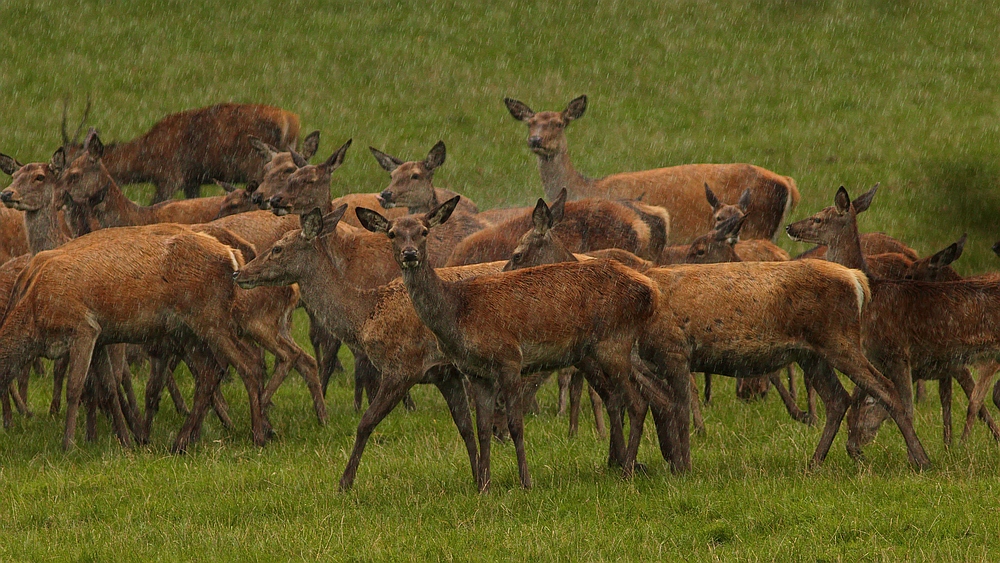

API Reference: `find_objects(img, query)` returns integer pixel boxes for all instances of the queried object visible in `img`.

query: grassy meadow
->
[3,0,1000,560]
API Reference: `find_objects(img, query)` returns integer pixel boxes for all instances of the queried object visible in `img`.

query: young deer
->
[64,102,302,202]
[357,196,659,490]
[786,185,1000,459]
[504,95,799,243]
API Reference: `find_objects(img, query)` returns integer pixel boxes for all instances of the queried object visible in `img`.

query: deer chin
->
[271,204,292,216]
[400,259,421,269]
[376,195,395,209]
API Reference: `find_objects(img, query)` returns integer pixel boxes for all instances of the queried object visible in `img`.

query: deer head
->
[504,95,586,158]
[785,184,879,246]
[371,140,445,211]
[503,189,570,271]
[356,196,460,269]
[268,139,351,216]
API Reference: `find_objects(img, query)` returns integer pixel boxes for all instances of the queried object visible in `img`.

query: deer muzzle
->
[377,190,395,209]
[400,249,420,268]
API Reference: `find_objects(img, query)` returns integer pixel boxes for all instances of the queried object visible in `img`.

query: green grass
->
[3,0,1000,560]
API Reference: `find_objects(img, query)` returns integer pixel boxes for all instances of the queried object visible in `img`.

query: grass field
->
[3,0,1000,560]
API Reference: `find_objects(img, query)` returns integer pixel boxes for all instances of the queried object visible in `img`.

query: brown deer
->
[447,190,669,267]
[0,205,28,265]
[0,222,271,451]
[64,102,302,202]
[235,205,506,491]
[246,131,320,208]
[850,235,1000,446]
[57,135,328,432]
[504,95,799,243]
[369,141,480,216]
[357,196,659,489]
[786,185,1000,460]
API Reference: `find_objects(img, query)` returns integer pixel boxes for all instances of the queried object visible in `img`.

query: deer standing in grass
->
[357,196,659,490]
[64,102,302,202]
[504,95,799,243]
[786,185,1000,460]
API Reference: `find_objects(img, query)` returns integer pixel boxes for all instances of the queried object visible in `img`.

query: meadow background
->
[2,0,1000,560]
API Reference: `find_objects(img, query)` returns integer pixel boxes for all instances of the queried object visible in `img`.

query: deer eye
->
[511,252,523,262]
[411,174,419,180]
[272,246,282,255]
[812,217,822,224]
[697,249,705,256]
[387,231,396,239]
[421,228,429,237]
[34,174,45,182]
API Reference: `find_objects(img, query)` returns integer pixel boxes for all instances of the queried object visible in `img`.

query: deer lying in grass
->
[504,95,799,243]
[447,189,669,267]
[0,220,271,450]
[357,196,659,489]
[849,235,1000,446]
[58,134,327,431]
[786,185,1000,460]
[64,102,302,202]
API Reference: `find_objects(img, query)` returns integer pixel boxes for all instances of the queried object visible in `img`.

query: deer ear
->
[324,138,352,171]
[426,195,460,228]
[834,186,851,214]
[369,146,403,172]
[0,153,23,176]
[424,141,446,171]
[84,128,104,160]
[319,203,348,237]
[300,207,325,240]
[704,183,720,210]
[531,198,553,233]
[550,188,567,224]
[930,233,966,269]
[245,180,259,194]
[563,95,587,122]
[504,98,535,121]
[300,130,320,160]
[214,179,237,193]
[50,147,67,175]
[714,214,745,245]
[249,136,279,161]
[852,183,879,214]
[290,149,309,168]
[356,206,392,234]
[738,188,752,212]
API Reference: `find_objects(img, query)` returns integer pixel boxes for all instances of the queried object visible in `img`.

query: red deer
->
[0,222,272,451]
[64,102,302,202]
[0,205,28,265]
[369,141,480,216]
[357,196,659,489]
[57,135,328,431]
[246,131,320,208]
[794,232,918,261]
[235,205,506,491]
[786,185,1000,460]
[504,95,799,243]
[447,190,669,267]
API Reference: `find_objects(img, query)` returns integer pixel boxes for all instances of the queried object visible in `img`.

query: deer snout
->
[377,190,394,209]
[268,195,288,215]
[528,136,543,148]
[400,248,420,268]
[0,190,14,203]
[251,191,265,206]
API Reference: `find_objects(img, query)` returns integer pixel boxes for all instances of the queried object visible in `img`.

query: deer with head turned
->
[370,141,480,216]
[357,196,659,490]
[787,185,1000,459]
[247,131,320,209]
[504,95,799,243]
[63,101,303,202]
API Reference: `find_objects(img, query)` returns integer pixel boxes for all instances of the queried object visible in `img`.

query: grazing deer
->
[504,95,799,243]
[357,196,659,489]
[448,190,669,267]
[64,102,302,202]
[786,185,1000,459]
[369,141,480,216]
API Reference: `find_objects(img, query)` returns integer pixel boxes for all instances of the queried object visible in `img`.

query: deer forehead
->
[528,111,566,129]
[390,162,428,181]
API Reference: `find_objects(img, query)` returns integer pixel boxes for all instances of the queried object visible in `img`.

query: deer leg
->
[111,345,140,439]
[689,374,705,435]
[63,329,100,450]
[11,375,31,417]
[633,349,691,473]
[288,338,327,425]
[84,382,99,442]
[171,346,227,453]
[182,180,201,200]
[16,362,30,411]
[352,353,378,411]
[557,369,571,416]
[798,358,849,469]
[164,359,189,416]
[49,355,68,416]
[434,370,479,487]
[787,364,797,402]
[769,369,812,424]
[588,385,606,439]
[939,375,953,447]
[703,372,712,404]
[567,369,584,438]
[92,346,131,447]
[915,379,927,404]
[576,358,627,467]
[467,376,497,493]
[339,374,416,491]
[211,385,233,431]
[498,365,531,489]
[2,387,11,429]
[956,365,1000,442]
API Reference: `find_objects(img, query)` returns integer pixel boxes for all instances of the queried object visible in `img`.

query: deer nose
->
[401,249,419,262]
[378,190,393,205]
[528,136,543,148]
[268,195,283,208]
[0,190,12,203]
[251,192,263,205]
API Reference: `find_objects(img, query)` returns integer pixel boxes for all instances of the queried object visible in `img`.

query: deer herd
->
[0,96,997,493]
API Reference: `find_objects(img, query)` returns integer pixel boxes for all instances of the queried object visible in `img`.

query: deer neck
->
[537,149,594,201]
[400,258,465,355]
[101,141,149,185]
[23,192,69,254]
[823,218,871,276]
[95,175,150,228]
